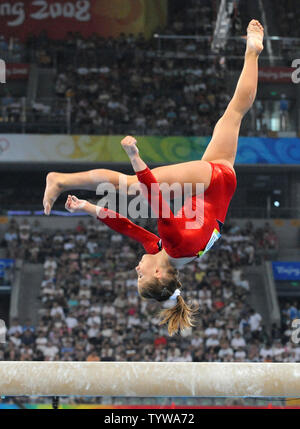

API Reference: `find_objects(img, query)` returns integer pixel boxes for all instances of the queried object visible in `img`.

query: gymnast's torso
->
[96,162,237,268]
[135,162,237,266]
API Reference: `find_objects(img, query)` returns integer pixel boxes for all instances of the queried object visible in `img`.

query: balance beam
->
[0,362,299,397]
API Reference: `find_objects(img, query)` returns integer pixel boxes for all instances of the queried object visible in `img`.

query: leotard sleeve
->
[135,167,182,248]
[97,207,160,254]
[135,167,174,221]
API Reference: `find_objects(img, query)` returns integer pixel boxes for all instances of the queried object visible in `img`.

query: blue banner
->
[0,259,14,278]
[272,262,300,281]
[236,138,300,164]
[1,135,300,164]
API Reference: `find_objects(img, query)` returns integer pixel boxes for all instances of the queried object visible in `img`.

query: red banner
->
[258,67,294,83]
[0,0,167,41]
[5,63,29,80]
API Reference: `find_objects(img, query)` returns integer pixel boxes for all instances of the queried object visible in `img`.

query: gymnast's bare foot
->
[246,19,264,55]
[43,172,65,215]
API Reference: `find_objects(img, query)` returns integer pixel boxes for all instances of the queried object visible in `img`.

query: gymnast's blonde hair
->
[138,266,198,336]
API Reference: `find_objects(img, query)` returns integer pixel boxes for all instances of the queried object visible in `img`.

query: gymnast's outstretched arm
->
[65,195,161,254]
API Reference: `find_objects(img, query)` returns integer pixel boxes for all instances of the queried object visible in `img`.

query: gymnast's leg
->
[201,19,263,169]
[43,161,212,215]
[43,169,133,215]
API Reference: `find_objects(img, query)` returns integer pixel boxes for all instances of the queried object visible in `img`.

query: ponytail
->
[159,295,198,336]
[138,265,199,336]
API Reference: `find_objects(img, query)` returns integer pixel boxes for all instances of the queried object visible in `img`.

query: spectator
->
[249,309,262,333]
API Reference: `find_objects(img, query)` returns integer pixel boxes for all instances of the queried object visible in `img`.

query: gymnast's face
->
[135,254,158,289]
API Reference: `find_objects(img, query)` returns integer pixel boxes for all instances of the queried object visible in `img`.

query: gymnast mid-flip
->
[43,20,264,335]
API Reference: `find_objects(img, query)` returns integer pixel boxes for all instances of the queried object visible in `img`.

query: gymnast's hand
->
[65,195,87,213]
[121,135,139,158]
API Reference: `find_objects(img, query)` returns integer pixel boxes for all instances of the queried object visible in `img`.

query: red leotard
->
[97,162,237,262]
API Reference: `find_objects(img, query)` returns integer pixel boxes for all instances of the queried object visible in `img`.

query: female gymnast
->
[45,20,264,335]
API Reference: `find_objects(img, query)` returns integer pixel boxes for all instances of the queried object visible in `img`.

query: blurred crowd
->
[273,0,300,38]
[55,56,227,136]
[0,215,294,364]
[0,0,299,137]
[0,0,233,136]
[50,0,227,136]
[1,0,297,135]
